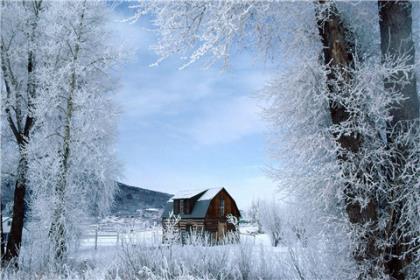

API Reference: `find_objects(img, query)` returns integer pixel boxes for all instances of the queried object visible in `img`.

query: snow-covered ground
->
[58,218,331,280]
[2,219,335,279]
[75,219,282,267]
[80,221,272,249]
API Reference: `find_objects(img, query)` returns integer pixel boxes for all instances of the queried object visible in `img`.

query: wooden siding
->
[173,193,202,215]
[204,218,219,232]
[205,189,240,219]
[173,199,180,214]
[162,188,240,242]
[178,219,205,230]
[173,199,190,214]
[187,192,203,214]
[162,218,204,228]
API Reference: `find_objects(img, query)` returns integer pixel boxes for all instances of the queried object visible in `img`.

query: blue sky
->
[110,6,278,209]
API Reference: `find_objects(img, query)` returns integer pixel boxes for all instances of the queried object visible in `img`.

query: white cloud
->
[108,6,280,204]
[117,70,217,118]
[187,95,267,146]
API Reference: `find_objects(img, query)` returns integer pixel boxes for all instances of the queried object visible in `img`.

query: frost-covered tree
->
[136,1,419,278]
[247,199,262,233]
[162,211,181,244]
[1,0,46,262]
[1,0,122,267]
[24,0,121,266]
[259,200,282,247]
[378,3,419,277]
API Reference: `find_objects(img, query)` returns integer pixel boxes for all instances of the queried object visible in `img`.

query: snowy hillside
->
[1,181,172,218]
[111,182,172,217]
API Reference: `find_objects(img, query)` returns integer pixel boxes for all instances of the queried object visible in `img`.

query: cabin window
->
[180,199,184,214]
[219,197,225,217]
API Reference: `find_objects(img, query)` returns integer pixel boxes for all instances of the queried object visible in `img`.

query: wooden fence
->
[80,217,161,249]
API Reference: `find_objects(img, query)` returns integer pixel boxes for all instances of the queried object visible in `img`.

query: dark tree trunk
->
[378,1,419,279]
[315,1,379,276]
[1,1,41,263]
[4,149,28,263]
[316,1,361,152]
[316,1,419,278]
[1,204,4,259]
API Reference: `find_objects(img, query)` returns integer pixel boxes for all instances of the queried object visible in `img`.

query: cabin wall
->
[173,200,180,214]
[162,189,240,242]
[204,218,219,232]
[173,196,200,215]
[179,219,204,231]
[162,218,232,234]
[205,190,240,219]
[188,193,201,213]
[173,199,191,215]
[162,218,204,231]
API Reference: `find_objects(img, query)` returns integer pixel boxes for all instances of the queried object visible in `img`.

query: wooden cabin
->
[161,188,240,242]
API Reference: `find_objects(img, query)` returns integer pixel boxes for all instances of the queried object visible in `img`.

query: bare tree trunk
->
[378,1,419,279]
[316,1,419,278]
[4,151,28,263]
[315,1,379,276]
[315,1,360,151]
[1,204,4,258]
[50,91,73,263]
[49,0,86,264]
[1,1,42,262]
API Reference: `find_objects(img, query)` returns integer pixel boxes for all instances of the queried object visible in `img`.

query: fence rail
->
[80,219,162,250]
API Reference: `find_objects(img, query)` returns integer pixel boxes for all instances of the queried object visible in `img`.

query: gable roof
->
[170,189,207,200]
[197,188,223,201]
[162,188,224,219]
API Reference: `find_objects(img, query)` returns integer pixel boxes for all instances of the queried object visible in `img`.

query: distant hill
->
[111,182,173,217]
[1,180,172,217]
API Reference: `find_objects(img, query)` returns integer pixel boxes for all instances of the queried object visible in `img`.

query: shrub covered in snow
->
[112,226,354,280]
[2,223,355,279]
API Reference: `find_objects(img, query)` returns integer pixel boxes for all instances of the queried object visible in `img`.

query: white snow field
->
[2,217,348,279]
[77,218,276,264]
[68,218,321,280]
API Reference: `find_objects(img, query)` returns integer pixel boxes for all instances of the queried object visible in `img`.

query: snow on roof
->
[169,187,224,201]
[162,200,211,219]
[197,188,223,201]
[144,208,160,212]
[170,188,208,200]
[162,188,225,219]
